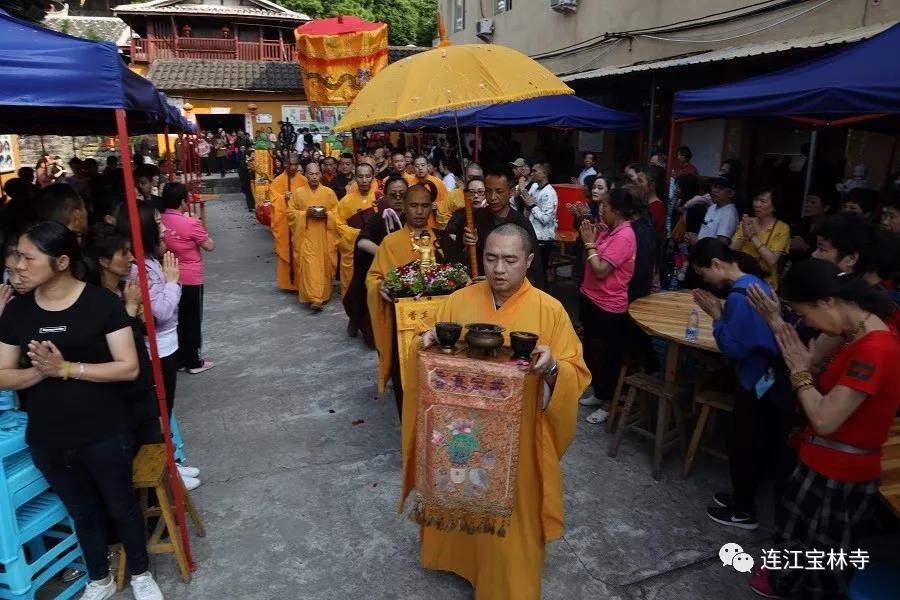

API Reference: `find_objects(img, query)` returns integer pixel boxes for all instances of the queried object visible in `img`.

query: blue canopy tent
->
[0,10,197,567]
[667,22,900,196]
[364,94,642,131]
[0,10,190,134]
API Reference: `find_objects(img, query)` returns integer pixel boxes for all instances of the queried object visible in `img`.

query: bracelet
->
[586,253,599,262]
[76,362,85,380]
[62,361,71,381]
[790,370,814,391]
[584,243,596,250]
[795,383,814,393]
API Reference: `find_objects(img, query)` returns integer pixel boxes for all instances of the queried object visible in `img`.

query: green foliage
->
[84,27,103,41]
[276,0,437,46]
[0,0,48,23]
[59,19,71,34]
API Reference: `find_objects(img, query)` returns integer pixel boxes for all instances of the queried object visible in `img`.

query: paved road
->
[153,193,775,600]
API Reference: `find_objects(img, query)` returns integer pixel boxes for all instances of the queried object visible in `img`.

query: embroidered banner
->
[411,347,526,536]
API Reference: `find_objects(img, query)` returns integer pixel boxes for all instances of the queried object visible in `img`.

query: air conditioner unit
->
[476,18,494,41]
[550,0,578,12]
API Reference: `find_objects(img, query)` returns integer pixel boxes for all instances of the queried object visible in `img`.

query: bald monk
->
[335,162,378,299]
[366,184,460,415]
[286,162,338,311]
[411,155,449,229]
[401,223,589,600]
[269,153,308,291]
[438,161,483,230]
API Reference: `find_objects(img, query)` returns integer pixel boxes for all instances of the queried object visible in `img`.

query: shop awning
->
[363,94,641,131]
[672,22,900,119]
[561,21,895,83]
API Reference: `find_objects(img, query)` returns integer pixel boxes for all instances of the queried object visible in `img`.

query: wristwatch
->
[544,361,559,379]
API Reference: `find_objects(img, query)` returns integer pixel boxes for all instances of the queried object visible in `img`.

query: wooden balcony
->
[131,37,296,63]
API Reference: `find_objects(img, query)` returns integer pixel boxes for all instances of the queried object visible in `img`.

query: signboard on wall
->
[282,105,347,131]
[0,135,14,173]
[256,113,273,124]
[210,107,231,114]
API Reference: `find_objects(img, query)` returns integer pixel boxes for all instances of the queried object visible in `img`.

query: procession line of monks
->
[265,154,590,600]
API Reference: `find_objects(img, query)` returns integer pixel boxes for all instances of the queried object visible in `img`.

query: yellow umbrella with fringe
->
[333,43,573,132]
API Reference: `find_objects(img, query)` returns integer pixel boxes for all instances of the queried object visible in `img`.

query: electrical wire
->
[564,38,623,75]
[529,0,807,59]
[638,0,836,43]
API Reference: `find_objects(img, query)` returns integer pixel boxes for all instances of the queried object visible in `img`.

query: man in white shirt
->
[520,162,558,282]
[574,151,597,185]
[694,174,739,242]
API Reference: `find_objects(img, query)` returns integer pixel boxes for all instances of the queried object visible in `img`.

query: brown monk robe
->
[336,162,379,337]
[365,184,462,416]
[269,153,308,291]
[343,176,409,348]
[401,224,589,600]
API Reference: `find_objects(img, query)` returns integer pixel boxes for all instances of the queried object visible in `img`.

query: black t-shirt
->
[0,284,134,448]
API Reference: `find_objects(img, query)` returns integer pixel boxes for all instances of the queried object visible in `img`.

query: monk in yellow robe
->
[366,184,456,415]
[412,156,449,230]
[401,223,590,600]
[334,162,378,299]
[287,162,338,310]
[268,153,308,291]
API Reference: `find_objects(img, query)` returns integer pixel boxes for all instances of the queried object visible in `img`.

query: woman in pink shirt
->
[160,183,215,374]
[577,185,638,424]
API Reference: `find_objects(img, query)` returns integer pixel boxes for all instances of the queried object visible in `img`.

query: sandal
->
[585,407,609,424]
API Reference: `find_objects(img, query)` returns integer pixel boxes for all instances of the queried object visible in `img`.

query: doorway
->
[196,113,246,135]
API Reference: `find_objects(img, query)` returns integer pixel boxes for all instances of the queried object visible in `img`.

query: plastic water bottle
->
[685,309,700,343]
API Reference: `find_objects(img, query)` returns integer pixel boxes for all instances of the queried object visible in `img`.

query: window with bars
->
[494,0,512,15]
[452,0,465,32]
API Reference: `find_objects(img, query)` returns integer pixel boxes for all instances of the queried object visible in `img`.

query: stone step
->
[201,175,242,195]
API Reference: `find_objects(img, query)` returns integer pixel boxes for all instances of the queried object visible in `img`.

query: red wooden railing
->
[131,37,295,63]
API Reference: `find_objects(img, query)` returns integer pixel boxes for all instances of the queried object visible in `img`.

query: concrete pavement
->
[146,192,883,600]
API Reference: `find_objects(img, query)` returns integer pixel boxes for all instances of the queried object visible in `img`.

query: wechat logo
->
[720,543,755,573]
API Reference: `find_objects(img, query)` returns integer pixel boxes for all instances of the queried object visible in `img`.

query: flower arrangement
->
[384,262,470,299]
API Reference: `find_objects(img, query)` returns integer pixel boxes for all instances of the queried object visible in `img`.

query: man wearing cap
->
[509,158,531,213]
[689,174,739,244]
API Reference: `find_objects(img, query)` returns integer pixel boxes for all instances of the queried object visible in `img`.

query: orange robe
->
[334,187,378,296]
[412,175,448,230]
[287,184,339,305]
[366,225,439,394]
[402,172,418,186]
[269,171,308,291]
[439,187,468,230]
[400,280,590,600]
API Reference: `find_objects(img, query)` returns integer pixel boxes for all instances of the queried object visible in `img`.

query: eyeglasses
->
[387,191,405,198]
[467,189,486,196]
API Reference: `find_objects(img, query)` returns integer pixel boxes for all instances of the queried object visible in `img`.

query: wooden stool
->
[682,388,735,478]
[116,444,205,591]
[608,373,687,480]
[606,362,634,433]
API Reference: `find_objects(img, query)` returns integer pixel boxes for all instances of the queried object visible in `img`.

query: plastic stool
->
[847,562,900,600]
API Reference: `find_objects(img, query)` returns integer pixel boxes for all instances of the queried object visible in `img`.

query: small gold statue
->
[412,232,434,271]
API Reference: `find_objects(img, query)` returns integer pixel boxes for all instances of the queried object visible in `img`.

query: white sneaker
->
[130,571,164,600]
[79,577,115,600]
[187,360,215,375]
[585,407,609,424]
[181,475,201,491]
[176,464,200,478]
[579,395,604,407]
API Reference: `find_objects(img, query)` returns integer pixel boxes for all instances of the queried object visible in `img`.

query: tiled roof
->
[43,15,131,46]
[388,45,431,62]
[147,59,304,91]
[113,0,307,22]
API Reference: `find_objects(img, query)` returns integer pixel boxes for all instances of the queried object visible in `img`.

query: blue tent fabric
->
[365,95,641,131]
[673,23,900,119]
[0,11,190,133]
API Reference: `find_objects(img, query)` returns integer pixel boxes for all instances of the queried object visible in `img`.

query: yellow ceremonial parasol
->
[333,43,573,132]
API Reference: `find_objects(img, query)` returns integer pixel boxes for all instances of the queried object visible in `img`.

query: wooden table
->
[628,291,720,381]
[880,418,900,516]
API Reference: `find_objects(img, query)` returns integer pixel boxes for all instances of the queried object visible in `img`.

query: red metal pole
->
[665,119,680,183]
[164,127,175,183]
[115,109,195,569]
